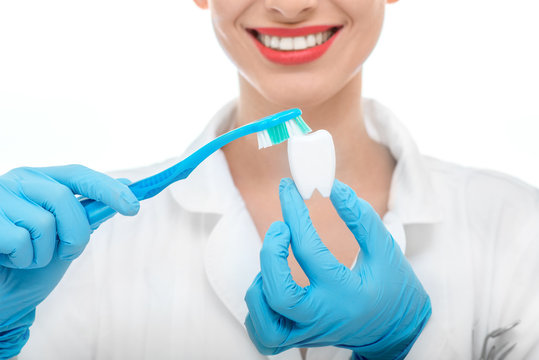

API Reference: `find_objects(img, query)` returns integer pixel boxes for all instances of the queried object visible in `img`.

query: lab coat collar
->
[169,97,442,225]
[362,98,443,224]
[169,100,239,215]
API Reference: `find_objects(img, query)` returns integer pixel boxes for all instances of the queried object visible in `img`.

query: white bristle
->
[263,130,272,148]
[285,118,305,137]
[284,120,294,138]
[257,131,263,149]
[257,130,272,149]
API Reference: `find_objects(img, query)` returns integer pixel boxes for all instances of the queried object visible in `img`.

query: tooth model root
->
[287,130,336,200]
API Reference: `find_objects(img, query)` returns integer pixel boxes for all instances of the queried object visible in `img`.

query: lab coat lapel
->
[204,199,303,360]
[362,98,443,256]
[204,195,262,325]
[362,97,442,225]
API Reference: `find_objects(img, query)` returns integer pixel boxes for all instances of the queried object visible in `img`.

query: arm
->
[0,165,139,358]
[466,171,539,358]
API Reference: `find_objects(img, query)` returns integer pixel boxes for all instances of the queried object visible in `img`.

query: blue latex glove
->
[244,178,431,359]
[0,165,139,359]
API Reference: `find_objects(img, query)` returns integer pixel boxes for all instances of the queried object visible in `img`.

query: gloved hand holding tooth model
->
[245,129,431,359]
[245,177,432,359]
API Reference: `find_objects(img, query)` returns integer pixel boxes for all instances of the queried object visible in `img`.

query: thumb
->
[330,179,393,257]
[279,178,344,284]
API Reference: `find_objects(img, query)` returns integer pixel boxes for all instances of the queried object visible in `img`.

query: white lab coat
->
[19,98,539,360]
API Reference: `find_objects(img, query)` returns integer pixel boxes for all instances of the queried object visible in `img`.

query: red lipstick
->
[247,25,342,66]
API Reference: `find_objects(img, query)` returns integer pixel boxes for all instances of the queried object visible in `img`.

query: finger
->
[260,221,314,322]
[19,179,91,261]
[244,273,296,352]
[244,314,296,356]
[0,208,33,268]
[279,178,344,284]
[0,183,55,268]
[245,314,282,356]
[36,165,139,216]
[330,179,391,256]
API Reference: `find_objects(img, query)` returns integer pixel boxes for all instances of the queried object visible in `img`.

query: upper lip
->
[246,25,343,37]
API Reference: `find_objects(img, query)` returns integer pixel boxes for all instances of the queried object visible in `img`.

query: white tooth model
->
[287,130,336,200]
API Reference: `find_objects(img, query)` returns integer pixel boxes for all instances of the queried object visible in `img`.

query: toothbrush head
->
[256,109,312,149]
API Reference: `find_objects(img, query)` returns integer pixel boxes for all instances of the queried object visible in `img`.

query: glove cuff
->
[0,326,30,359]
[0,311,35,359]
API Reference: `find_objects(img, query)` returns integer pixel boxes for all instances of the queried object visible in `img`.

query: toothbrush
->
[81,108,311,229]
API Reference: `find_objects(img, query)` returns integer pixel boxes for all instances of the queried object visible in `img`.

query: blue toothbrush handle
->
[81,162,195,230]
[81,108,302,230]
[81,197,118,230]
[79,127,253,229]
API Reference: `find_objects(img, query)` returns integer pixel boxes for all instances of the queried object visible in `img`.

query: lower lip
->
[250,31,341,66]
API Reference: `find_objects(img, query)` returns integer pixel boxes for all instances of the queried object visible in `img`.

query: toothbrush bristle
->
[267,122,289,145]
[294,116,312,134]
[257,116,312,149]
[257,130,272,149]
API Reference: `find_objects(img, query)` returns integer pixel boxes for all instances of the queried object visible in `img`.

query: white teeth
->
[287,130,336,200]
[306,34,316,47]
[257,29,336,51]
[280,37,294,50]
[293,36,308,50]
[262,35,271,47]
[270,36,280,48]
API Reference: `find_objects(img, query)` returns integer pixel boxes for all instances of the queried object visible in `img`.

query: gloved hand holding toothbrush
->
[0,165,139,359]
[244,178,431,359]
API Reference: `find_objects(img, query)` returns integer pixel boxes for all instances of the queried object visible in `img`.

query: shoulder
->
[424,156,539,231]
[425,156,538,203]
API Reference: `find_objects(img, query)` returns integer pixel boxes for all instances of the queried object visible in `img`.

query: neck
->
[222,70,395,199]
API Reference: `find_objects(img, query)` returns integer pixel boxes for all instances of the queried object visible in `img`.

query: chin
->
[252,73,345,109]
[263,89,334,109]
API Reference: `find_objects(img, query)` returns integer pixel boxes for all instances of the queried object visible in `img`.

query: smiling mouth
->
[246,26,342,52]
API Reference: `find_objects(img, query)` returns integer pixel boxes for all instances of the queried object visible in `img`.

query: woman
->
[1,0,538,359]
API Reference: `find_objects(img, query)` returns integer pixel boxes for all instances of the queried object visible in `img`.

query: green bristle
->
[263,114,311,147]
[267,122,289,145]
[294,116,312,134]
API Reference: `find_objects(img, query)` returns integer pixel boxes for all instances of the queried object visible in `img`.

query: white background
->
[1,1,538,186]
